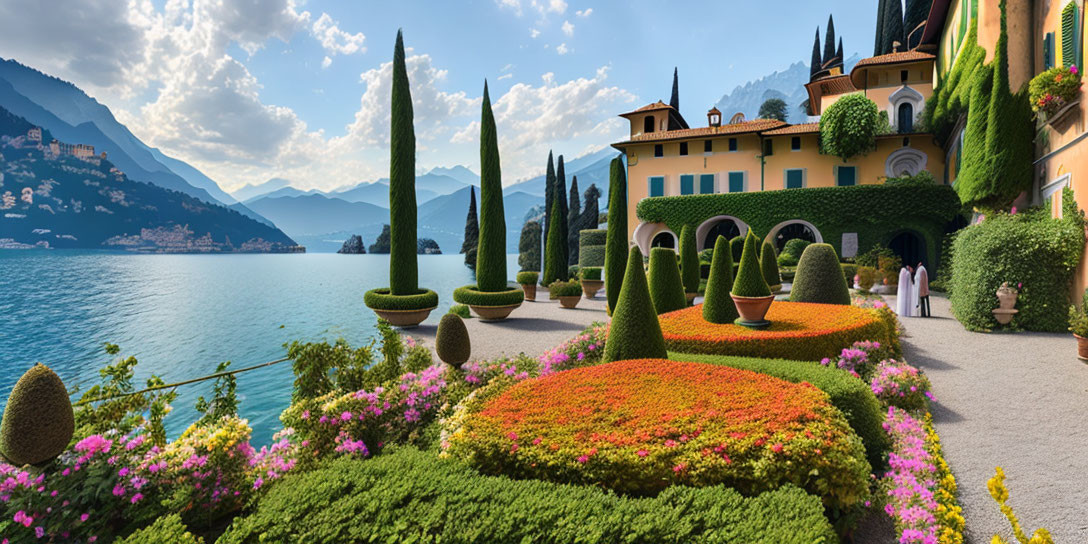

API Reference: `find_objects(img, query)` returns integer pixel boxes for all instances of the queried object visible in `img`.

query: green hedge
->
[949,200,1085,331]
[790,244,851,305]
[452,285,525,307]
[637,184,962,275]
[579,229,607,246]
[581,266,602,280]
[579,245,605,267]
[218,448,837,544]
[669,353,889,471]
[116,515,203,544]
[364,288,439,311]
[649,247,689,314]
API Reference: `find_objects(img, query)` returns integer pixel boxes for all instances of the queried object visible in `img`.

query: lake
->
[0,250,515,444]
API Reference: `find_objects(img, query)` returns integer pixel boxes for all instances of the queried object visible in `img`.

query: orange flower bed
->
[660,301,895,360]
[444,359,870,509]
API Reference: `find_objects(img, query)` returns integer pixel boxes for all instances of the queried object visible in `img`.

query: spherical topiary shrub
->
[760,240,782,290]
[783,238,811,260]
[435,314,471,369]
[790,243,851,305]
[1,363,74,466]
[648,247,688,315]
[730,236,745,263]
[603,247,667,363]
[703,235,739,324]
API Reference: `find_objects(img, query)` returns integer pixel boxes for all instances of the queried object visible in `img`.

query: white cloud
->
[530,28,541,38]
[561,20,574,36]
[322,56,333,69]
[545,0,567,14]
[575,8,592,17]
[556,43,570,55]
[497,73,513,80]
[311,12,365,57]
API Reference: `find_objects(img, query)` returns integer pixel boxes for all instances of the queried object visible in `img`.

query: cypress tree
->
[602,246,667,363]
[679,225,699,295]
[567,176,581,266]
[669,67,680,112]
[460,186,478,267]
[389,29,418,296]
[881,0,904,54]
[518,220,542,272]
[874,0,887,55]
[555,155,569,276]
[543,151,556,269]
[904,0,934,50]
[835,39,844,70]
[810,29,823,79]
[648,247,688,315]
[579,184,600,232]
[604,156,628,314]
[542,199,566,286]
[474,81,508,292]
[703,236,739,324]
[823,15,837,67]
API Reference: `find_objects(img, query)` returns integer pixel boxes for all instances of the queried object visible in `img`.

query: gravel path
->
[892,294,1088,543]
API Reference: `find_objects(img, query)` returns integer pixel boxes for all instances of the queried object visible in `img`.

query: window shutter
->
[1062,1,1080,68]
[1044,33,1054,70]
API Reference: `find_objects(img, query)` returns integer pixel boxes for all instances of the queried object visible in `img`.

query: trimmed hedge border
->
[669,352,890,472]
[579,229,607,246]
[579,245,605,267]
[452,285,524,307]
[218,448,838,544]
[364,288,439,311]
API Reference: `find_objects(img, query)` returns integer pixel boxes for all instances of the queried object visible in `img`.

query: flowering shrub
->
[538,322,608,374]
[445,359,871,510]
[660,302,895,360]
[988,467,1052,544]
[871,361,934,411]
[1028,65,1081,117]
[819,340,894,380]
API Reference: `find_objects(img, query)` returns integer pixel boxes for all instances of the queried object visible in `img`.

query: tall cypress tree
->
[555,155,569,276]
[604,156,628,314]
[542,200,566,286]
[810,29,823,79]
[881,0,904,54]
[543,151,556,272]
[835,39,844,70]
[823,15,837,66]
[474,81,508,292]
[518,220,542,272]
[874,0,887,55]
[669,67,680,112]
[904,0,934,50]
[579,184,600,232]
[567,176,581,266]
[388,29,417,296]
[460,186,478,268]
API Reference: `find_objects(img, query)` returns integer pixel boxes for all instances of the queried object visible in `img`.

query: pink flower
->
[576,455,589,464]
[14,510,32,527]
[637,450,648,458]
[81,513,89,522]
[1071,65,1079,75]
[771,443,784,453]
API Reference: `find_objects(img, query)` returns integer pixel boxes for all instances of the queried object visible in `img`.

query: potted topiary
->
[551,280,583,308]
[452,81,524,321]
[702,235,739,324]
[760,239,782,293]
[730,230,774,329]
[1068,289,1088,361]
[364,31,438,328]
[517,271,539,301]
[580,266,604,298]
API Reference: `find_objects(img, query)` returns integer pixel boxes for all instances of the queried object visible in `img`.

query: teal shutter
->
[649,177,665,197]
[837,166,856,186]
[786,170,804,189]
[699,174,715,194]
[680,175,694,195]
[1044,32,1055,70]
[728,172,744,193]
[1063,2,1080,68]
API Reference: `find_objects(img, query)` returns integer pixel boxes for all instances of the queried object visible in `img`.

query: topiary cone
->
[1,363,74,466]
[603,247,667,363]
[790,243,851,305]
[648,247,688,315]
[760,240,782,291]
[731,230,772,298]
[730,236,745,263]
[435,314,471,369]
[604,156,628,315]
[679,225,700,295]
[703,235,740,324]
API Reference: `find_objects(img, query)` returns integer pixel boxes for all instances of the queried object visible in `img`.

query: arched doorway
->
[695,215,748,251]
[651,231,676,249]
[888,231,927,271]
[898,103,914,133]
[769,221,821,252]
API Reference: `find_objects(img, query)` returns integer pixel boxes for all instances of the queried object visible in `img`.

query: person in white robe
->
[910,266,921,317]
[896,266,914,317]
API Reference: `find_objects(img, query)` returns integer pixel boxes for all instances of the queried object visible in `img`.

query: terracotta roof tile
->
[852,51,935,69]
[619,101,674,117]
[762,123,820,136]
[612,119,787,146]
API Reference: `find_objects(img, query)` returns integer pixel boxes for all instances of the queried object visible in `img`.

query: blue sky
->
[0,0,885,192]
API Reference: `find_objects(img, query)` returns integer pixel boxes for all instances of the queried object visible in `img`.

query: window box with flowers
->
[1028,65,1082,125]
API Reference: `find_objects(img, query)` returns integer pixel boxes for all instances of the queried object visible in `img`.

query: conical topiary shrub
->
[731,230,773,327]
[603,247,668,363]
[648,247,688,315]
[1,363,74,466]
[679,225,700,297]
[604,156,628,315]
[730,236,745,263]
[790,243,852,305]
[703,235,739,324]
[435,314,471,369]
[761,240,782,291]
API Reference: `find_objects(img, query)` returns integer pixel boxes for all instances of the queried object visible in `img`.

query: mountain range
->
[713,54,861,124]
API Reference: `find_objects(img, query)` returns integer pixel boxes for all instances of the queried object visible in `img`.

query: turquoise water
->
[0,250,513,444]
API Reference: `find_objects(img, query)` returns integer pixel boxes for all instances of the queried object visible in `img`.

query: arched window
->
[643,116,655,134]
[651,232,676,249]
[898,103,914,133]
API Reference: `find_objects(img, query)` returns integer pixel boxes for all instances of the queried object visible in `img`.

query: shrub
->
[539,323,608,374]
[703,235,739,324]
[115,515,203,544]
[71,344,176,446]
[579,229,606,267]
[819,340,893,381]
[949,202,1084,331]
[790,244,851,305]
[871,360,934,411]
[819,93,881,161]
[447,304,471,318]
[445,359,870,510]
[1069,290,1088,336]
[549,279,582,298]
[518,220,542,272]
[388,31,420,296]
[218,448,838,544]
[515,270,538,285]
[679,225,700,294]
[542,198,569,286]
[783,238,811,259]
[452,285,524,307]
[841,263,858,286]
[604,156,628,314]
[649,247,688,314]
[730,235,745,263]
[603,247,667,362]
[0,363,74,466]
[568,264,580,278]
[777,253,799,267]
[580,266,602,280]
[660,302,896,361]
[364,287,439,311]
[760,239,782,288]
[670,352,890,472]
[857,266,879,291]
[436,314,471,368]
[731,230,771,298]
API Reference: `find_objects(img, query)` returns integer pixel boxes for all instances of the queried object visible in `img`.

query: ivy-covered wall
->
[636,184,963,272]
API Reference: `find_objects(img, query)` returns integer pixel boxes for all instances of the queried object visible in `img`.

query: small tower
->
[707,107,722,127]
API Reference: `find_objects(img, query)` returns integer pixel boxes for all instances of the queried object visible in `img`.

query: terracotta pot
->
[992,308,1018,325]
[471,303,521,321]
[730,294,774,323]
[581,279,604,298]
[521,283,537,301]
[559,295,581,309]
[996,282,1019,310]
[371,307,436,328]
[1076,334,1088,361]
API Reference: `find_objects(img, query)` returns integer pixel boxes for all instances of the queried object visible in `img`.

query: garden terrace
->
[659,302,897,360]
